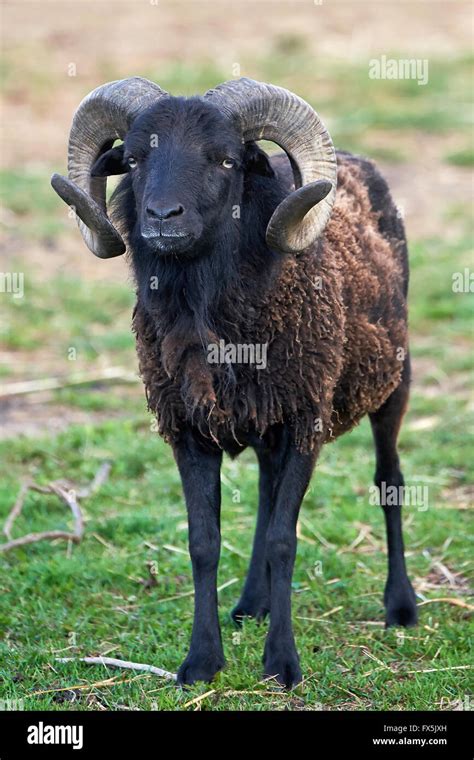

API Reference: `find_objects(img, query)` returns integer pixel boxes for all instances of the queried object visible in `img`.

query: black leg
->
[369,355,418,627]
[173,428,225,685]
[262,434,317,688]
[231,447,273,624]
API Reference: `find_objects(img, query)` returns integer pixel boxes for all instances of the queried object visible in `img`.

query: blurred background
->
[1,0,472,435]
[0,1,472,711]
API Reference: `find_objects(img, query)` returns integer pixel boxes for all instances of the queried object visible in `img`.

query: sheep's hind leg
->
[369,356,418,628]
[231,448,273,625]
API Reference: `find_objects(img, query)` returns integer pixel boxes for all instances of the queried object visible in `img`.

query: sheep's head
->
[90,97,271,257]
[51,77,337,259]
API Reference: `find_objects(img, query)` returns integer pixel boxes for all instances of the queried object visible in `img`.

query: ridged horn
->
[205,78,337,253]
[51,77,167,258]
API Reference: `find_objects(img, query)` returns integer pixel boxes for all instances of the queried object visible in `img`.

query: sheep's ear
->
[91,145,128,177]
[243,142,275,178]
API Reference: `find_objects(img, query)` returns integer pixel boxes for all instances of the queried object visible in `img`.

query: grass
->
[1,273,135,362]
[0,398,472,711]
[445,147,474,168]
[0,169,67,240]
[0,48,472,711]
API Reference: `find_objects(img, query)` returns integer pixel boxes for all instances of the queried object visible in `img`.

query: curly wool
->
[133,154,407,453]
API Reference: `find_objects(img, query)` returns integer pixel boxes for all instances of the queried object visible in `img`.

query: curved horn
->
[51,77,168,258]
[205,78,336,254]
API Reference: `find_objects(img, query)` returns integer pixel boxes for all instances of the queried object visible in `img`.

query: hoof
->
[263,639,302,689]
[385,580,418,627]
[263,655,302,689]
[385,601,418,628]
[177,651,225,686]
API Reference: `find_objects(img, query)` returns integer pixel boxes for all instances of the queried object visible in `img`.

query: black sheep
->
[52,77,418,687]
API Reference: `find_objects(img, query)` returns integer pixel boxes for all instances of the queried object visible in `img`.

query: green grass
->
[0,169,67,239]
[409,234,473,335]
[0,396,472,711]
[1,273,135,362]
[445,147,474,167]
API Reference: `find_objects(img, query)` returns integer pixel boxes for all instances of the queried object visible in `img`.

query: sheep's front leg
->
[263,441,317,688]
[231,448,273,624]
[173,429,225,685]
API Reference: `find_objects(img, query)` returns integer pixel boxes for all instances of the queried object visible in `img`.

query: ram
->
[52,77,418,688]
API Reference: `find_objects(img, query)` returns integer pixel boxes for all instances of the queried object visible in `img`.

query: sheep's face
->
[92,97,274,257]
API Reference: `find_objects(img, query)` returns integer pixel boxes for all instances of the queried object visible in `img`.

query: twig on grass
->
[143,576,239,606]
[0,463,111,554]
[0,367,137,398]
[33,676,120,696]
[296,605,344,623]
[0,529,82,553]
[3,481,30,540]
[75,462,112,498]
[417,597,473,611]
[55,656,177,681]
[33,672,152,696]
[403,664,471,675]
[182,689,216,709]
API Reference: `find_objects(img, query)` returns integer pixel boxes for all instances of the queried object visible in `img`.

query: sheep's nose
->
[146,202,184,220]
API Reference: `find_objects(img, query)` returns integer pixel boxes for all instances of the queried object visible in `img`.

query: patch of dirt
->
[0,399,116,440]
[415,562,472,594]
[0,384,146,441]
[411,356,472,401]
[1,233,131,284]
[380,153,472,243]
[441,485,473,511]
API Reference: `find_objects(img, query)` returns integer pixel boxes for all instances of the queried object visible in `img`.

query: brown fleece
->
[134,154,407,452]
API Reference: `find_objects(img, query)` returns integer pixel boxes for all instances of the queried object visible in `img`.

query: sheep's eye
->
[221,158,235,169]
[127,156,137,169]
